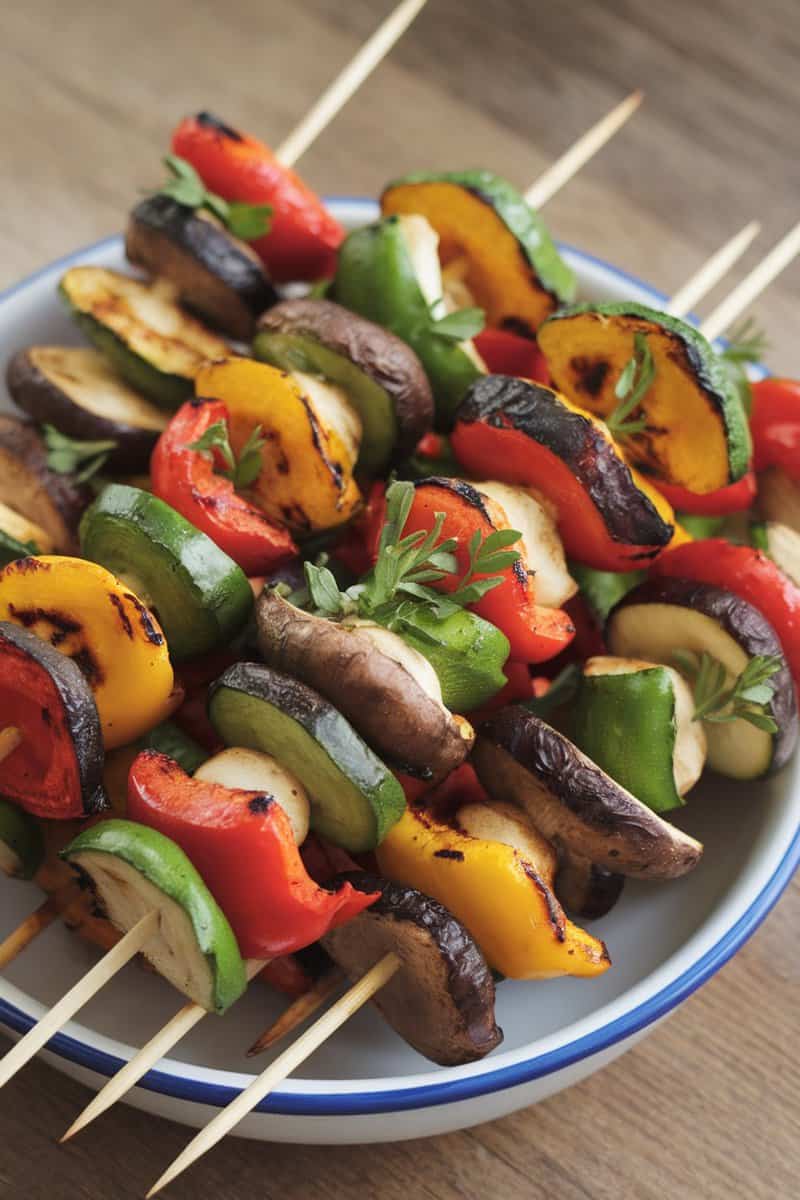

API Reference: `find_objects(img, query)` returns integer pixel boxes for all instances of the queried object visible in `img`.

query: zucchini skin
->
[62,818,247,1014]
[79,484,253,662]
[333,217,482,429]
[383,169,577,316]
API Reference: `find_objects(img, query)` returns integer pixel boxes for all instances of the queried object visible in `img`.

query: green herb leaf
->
[42,424,118,484]
[186,419,264,489]
[225,202,273,241]
[606,332,655,438]
[154,155,272,241]
[673,649,781,732]
[522,663,581,718]
[429,307,486,343]
[303,562,345,618]
[186,421,236,472]
[721,317,769,366]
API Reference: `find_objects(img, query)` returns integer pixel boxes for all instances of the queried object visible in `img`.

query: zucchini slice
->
[321,872,502,1066]
[382,169,576,336]
[62,819,247,1013]
[571,656,707,813]
[0,416,89,554]
[208,662,406,852]
[135,719,209,776]
[254,297,435,471]
[7,346,168,472]
[0,800,45,880]
[606,578,798,779]
[0,621,106,821]
[59,267,228,409]
[333,216,484,428]
[79,484,252,661]
[126,196,277,341]
[538,302,751,493]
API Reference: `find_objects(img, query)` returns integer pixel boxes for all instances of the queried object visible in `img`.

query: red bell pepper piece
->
[651,539,800,687]
[750,379,800,480]
[127,751,377,958]
[151,399,297,576]
[474,329,550,383]
[654,472,757,516]
[257,956,316,998]
[172,113,344,283]
[365,478,574,663]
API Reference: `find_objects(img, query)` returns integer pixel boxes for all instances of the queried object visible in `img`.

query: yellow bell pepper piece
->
[376,807,610,980]
[0,556,174,750]
[196,358,362,535]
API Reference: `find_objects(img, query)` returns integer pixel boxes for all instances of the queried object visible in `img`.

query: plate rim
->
[0,200,793,1118]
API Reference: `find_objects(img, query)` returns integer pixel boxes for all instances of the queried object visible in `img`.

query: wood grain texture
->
[2,0,800,1196]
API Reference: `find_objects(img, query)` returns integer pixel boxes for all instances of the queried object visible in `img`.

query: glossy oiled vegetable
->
[79,484,253,661]
[0,556,175,749]
[255,298,434,472]
[255,589,474,779]
[127,752,379,959]
[322,873,502,1066]
[0,416,89,554]
[195,358,362,535]
[60,267,228,409]
[606,578,798,779]
[382,169,576,335]
[0,621,106,820]
[375,805,610,979]
[63,818,247,1013]
[6,346,168,472]
[208,662,406,852]
[451,375,683,571]
[538,302,751,492]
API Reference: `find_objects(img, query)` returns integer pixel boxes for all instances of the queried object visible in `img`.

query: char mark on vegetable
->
[433,848,465,861]
[248,794,275,814]
[7,603,82,644]
[195,111,243,141]
[570,356,610,397]
[108,592,134,639]
[124,593,165,645]
[70,646,104,687]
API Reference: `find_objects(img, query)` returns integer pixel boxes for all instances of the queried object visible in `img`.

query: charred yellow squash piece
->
[196,358,362,535]
[375,806,610,979]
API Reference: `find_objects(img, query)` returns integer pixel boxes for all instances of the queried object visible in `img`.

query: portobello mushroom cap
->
[0,415,90,553]
[255,298,435,463]
[605,577,799,778]
[256,588,473,778]
[126,195,277,341]
[321,872,502,1066]
[472,706,703,879]
[7,346,167,472]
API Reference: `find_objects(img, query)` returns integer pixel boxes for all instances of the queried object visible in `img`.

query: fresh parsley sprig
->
[720,317,769,366]
[606,332,655,438]
[298,479,521,625]
[187,420,266,490]
[672,649,781,733]
[428,306,486,343]
[42,425,118,484]
[154,155,272,242]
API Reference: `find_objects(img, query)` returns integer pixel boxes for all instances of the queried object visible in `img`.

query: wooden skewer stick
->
[147,953,400,1198]
[524,90,643,210]
[700,219,800,342]
[666,221,762,319]
[60,957,268,1142]
[0,910,157,1090]
[0,726,21,764]
[274,0,428,168]
[246,969,344,1058]
[0,885,81,971]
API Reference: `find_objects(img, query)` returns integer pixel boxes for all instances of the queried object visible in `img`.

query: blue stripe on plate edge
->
[0,207,782,1116]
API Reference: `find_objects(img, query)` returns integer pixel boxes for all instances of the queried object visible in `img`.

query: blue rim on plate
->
[0,204,790,1117]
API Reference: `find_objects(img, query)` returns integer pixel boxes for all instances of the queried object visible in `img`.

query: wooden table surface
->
[2,1,799,1196]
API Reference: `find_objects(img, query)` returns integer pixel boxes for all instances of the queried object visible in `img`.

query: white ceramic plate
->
[0,198,797,1145]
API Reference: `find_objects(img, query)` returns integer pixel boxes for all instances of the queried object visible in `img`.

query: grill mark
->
[108,593,134,639]
[124,593,164,645]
